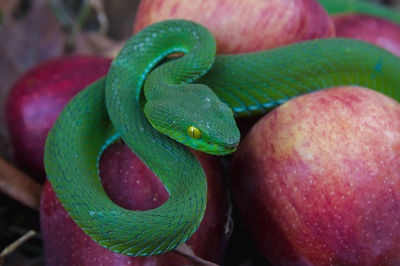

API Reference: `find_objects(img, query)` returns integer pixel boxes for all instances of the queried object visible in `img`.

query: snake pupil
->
[187,126,202,139]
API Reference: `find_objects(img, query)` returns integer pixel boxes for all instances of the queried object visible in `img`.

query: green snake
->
[317,0,400,24]
[44,1,400,257]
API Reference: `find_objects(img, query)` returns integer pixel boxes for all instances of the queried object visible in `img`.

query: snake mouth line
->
[204,141,239,156]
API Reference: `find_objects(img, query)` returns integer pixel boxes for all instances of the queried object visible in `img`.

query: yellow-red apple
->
[133,0,335,54]
[333,14,400,57]
[231,86,400,265]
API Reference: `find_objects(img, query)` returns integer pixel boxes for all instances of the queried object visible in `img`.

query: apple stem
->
[0,158,42,210]
[0,229,36,265]
[173,243,220,266]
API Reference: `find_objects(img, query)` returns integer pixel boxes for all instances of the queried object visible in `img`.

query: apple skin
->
[41,141,228,265]
[133,0,335,54]
[333,14,400,57]
[4,56,112,180]
[231,86,400,265]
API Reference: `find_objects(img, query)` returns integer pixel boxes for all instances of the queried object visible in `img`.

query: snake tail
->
[317,0,400,25]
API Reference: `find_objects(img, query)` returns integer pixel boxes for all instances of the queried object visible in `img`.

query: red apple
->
[333,14,400,57]
[41,141,228,265]
[231,86,400,265]
[133,0,335,54]
[4,56,112,180]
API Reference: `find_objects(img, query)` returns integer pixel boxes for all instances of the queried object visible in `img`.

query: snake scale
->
[44,0,400,257]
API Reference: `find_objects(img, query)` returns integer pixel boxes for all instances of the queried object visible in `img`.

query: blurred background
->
[0,0,399,265]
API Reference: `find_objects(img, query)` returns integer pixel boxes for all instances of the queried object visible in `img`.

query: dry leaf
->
[0,0,20,15]
[0,0,67,158]
[103,0,139,40]
[0,0,66,95]
[73,31,124,58]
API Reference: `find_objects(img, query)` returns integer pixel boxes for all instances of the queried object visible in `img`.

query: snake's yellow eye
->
[187,126,202,139]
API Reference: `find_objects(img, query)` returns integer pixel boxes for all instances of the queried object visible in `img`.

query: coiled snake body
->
[44,8,400,257]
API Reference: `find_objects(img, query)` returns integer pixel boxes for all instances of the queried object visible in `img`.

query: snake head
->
[144,84,240,155]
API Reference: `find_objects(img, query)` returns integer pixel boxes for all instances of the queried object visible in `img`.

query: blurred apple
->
[333,14,400,57]
[4,56,112,180]
[133,0,335,54]
[231,86,400,265]
[41,142,228,265]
